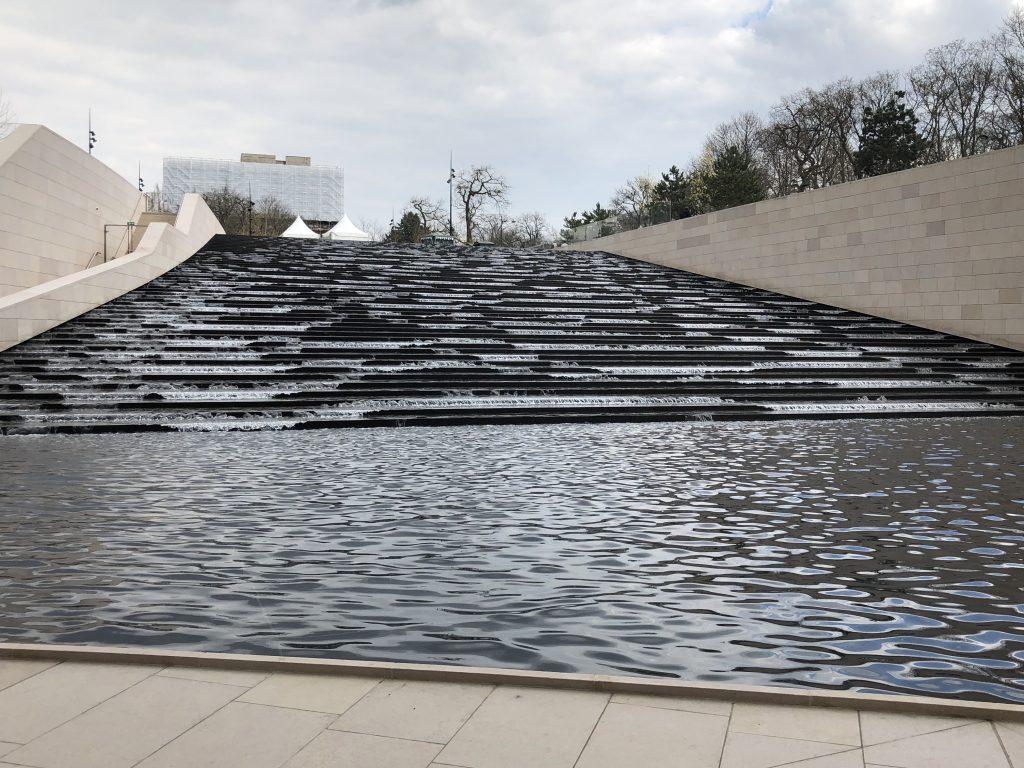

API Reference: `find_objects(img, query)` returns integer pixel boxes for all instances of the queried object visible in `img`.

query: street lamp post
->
[447,150,455,238]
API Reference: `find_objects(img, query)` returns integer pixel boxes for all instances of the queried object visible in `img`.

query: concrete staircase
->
[1,235,1022,434]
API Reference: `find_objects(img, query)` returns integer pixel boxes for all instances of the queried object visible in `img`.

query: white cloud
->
[0,0,1015,230]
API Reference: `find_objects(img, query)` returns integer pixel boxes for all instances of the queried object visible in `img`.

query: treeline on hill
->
[562,8,1024,241]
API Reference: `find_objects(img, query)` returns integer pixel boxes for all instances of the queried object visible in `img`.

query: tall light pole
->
[447,150,455,238]
[247,181,254,236]
[88,109,96,154]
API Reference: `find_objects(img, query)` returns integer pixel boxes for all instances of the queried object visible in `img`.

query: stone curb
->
[2,643,1023,721]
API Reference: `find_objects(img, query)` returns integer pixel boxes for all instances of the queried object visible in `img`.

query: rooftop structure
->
[162,153,344,226]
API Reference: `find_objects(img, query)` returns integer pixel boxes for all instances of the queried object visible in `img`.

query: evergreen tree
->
[582,202,611,223]
[651,165,693,219]
[853,91,929,178]
[706,146,767,211]
[386,211,428,243]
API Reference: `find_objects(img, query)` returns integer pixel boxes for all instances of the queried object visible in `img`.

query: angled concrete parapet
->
[566,146,1024,351]
[0,193,224,351]
[0,124,145,298]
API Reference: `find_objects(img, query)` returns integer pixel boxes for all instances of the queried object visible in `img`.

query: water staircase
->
[2,236,1023,433]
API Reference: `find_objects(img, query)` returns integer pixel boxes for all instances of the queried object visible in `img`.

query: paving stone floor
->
[0,658,1020,767]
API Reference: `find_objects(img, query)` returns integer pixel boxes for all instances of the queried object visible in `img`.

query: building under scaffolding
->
[161,153,344,232]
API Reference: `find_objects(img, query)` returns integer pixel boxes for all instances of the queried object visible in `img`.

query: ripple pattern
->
[1,416,1023,702]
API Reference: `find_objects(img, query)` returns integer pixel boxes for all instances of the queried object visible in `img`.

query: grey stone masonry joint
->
[901,182,921,199]
[676,233,710,249]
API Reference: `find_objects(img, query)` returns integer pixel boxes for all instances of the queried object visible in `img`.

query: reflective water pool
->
[1,417,1022,702]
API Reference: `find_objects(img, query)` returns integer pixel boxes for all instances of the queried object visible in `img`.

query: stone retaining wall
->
[0,124,144,298]
[565,146,1024,351]
[0,194,223,350]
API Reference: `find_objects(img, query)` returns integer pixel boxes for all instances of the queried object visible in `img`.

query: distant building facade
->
[162,153,344,230]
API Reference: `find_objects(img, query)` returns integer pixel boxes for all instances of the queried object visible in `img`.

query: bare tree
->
[814,79,859,182]
[513,212,552,247]
[408,197,447,233]
[991,10,1024,147]
[611,175,655,228]
[764,80,860,192]
[201,186,247,233]
[705,111,764,159]
[857,71,905,115]
[910,39,999,160]
[144,183,173,213]
[254,196,293,236]
[357,218,386,242]
[455,166,509,243]
[0,89,15,139]
[477,208,517,245]
[766,89,835,192]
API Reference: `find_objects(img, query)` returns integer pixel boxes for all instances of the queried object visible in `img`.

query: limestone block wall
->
[0,194,224,351]
[0,124,144,298]
[565,146,1024,351]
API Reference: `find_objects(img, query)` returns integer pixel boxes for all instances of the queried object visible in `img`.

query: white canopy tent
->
[281,216,320,239]
[322,214,371,242]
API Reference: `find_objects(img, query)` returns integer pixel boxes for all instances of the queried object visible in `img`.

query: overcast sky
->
[0,0,1018,231]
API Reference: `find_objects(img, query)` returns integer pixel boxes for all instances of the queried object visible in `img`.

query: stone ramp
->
[1,235,1023,434]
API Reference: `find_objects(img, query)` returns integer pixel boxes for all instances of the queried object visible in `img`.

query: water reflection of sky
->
[0,416,1022,702]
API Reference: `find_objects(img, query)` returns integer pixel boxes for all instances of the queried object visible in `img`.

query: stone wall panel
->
[566,144,1024,349]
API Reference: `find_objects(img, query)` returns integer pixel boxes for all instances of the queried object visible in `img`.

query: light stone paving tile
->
[5,675,246,768]
[157,666,269,688]
[0,660,57,692]
[1001,721,1024,739]
[719,732,853,768]
[136,701,335,768]
[862,722,1010,768]
[435,686,608,768]
[0,662,159,744]
[609,692,731,716]
[283,730,441,768]
[730,703,861,746]
[859,710,977,746]
[996,722,1024,768]
[330,680,492,744]
[575,702,728,768]
[239,672,381,714]
[779,752,864,768]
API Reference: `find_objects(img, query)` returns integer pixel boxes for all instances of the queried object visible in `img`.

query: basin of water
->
[1,416,1022,702]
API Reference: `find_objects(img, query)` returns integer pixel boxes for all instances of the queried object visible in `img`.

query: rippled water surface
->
[1,417,1023,702]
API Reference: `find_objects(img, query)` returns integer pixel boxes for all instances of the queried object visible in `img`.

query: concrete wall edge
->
[0,193,224,350]
[1,642,1022,722]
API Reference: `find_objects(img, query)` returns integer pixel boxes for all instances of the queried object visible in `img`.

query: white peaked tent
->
[281,216,320,239]
[323,214,371,242]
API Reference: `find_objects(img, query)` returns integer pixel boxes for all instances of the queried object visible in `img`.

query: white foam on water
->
[964,360,1014,368]
[128,365,289,375]
[476,354,540,362]
[350,394,731,410]
[172,324,310,332]
[784,349,865,357]
[169,419,301,432]
[765,401,1004,413]
[726,336,800,343]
